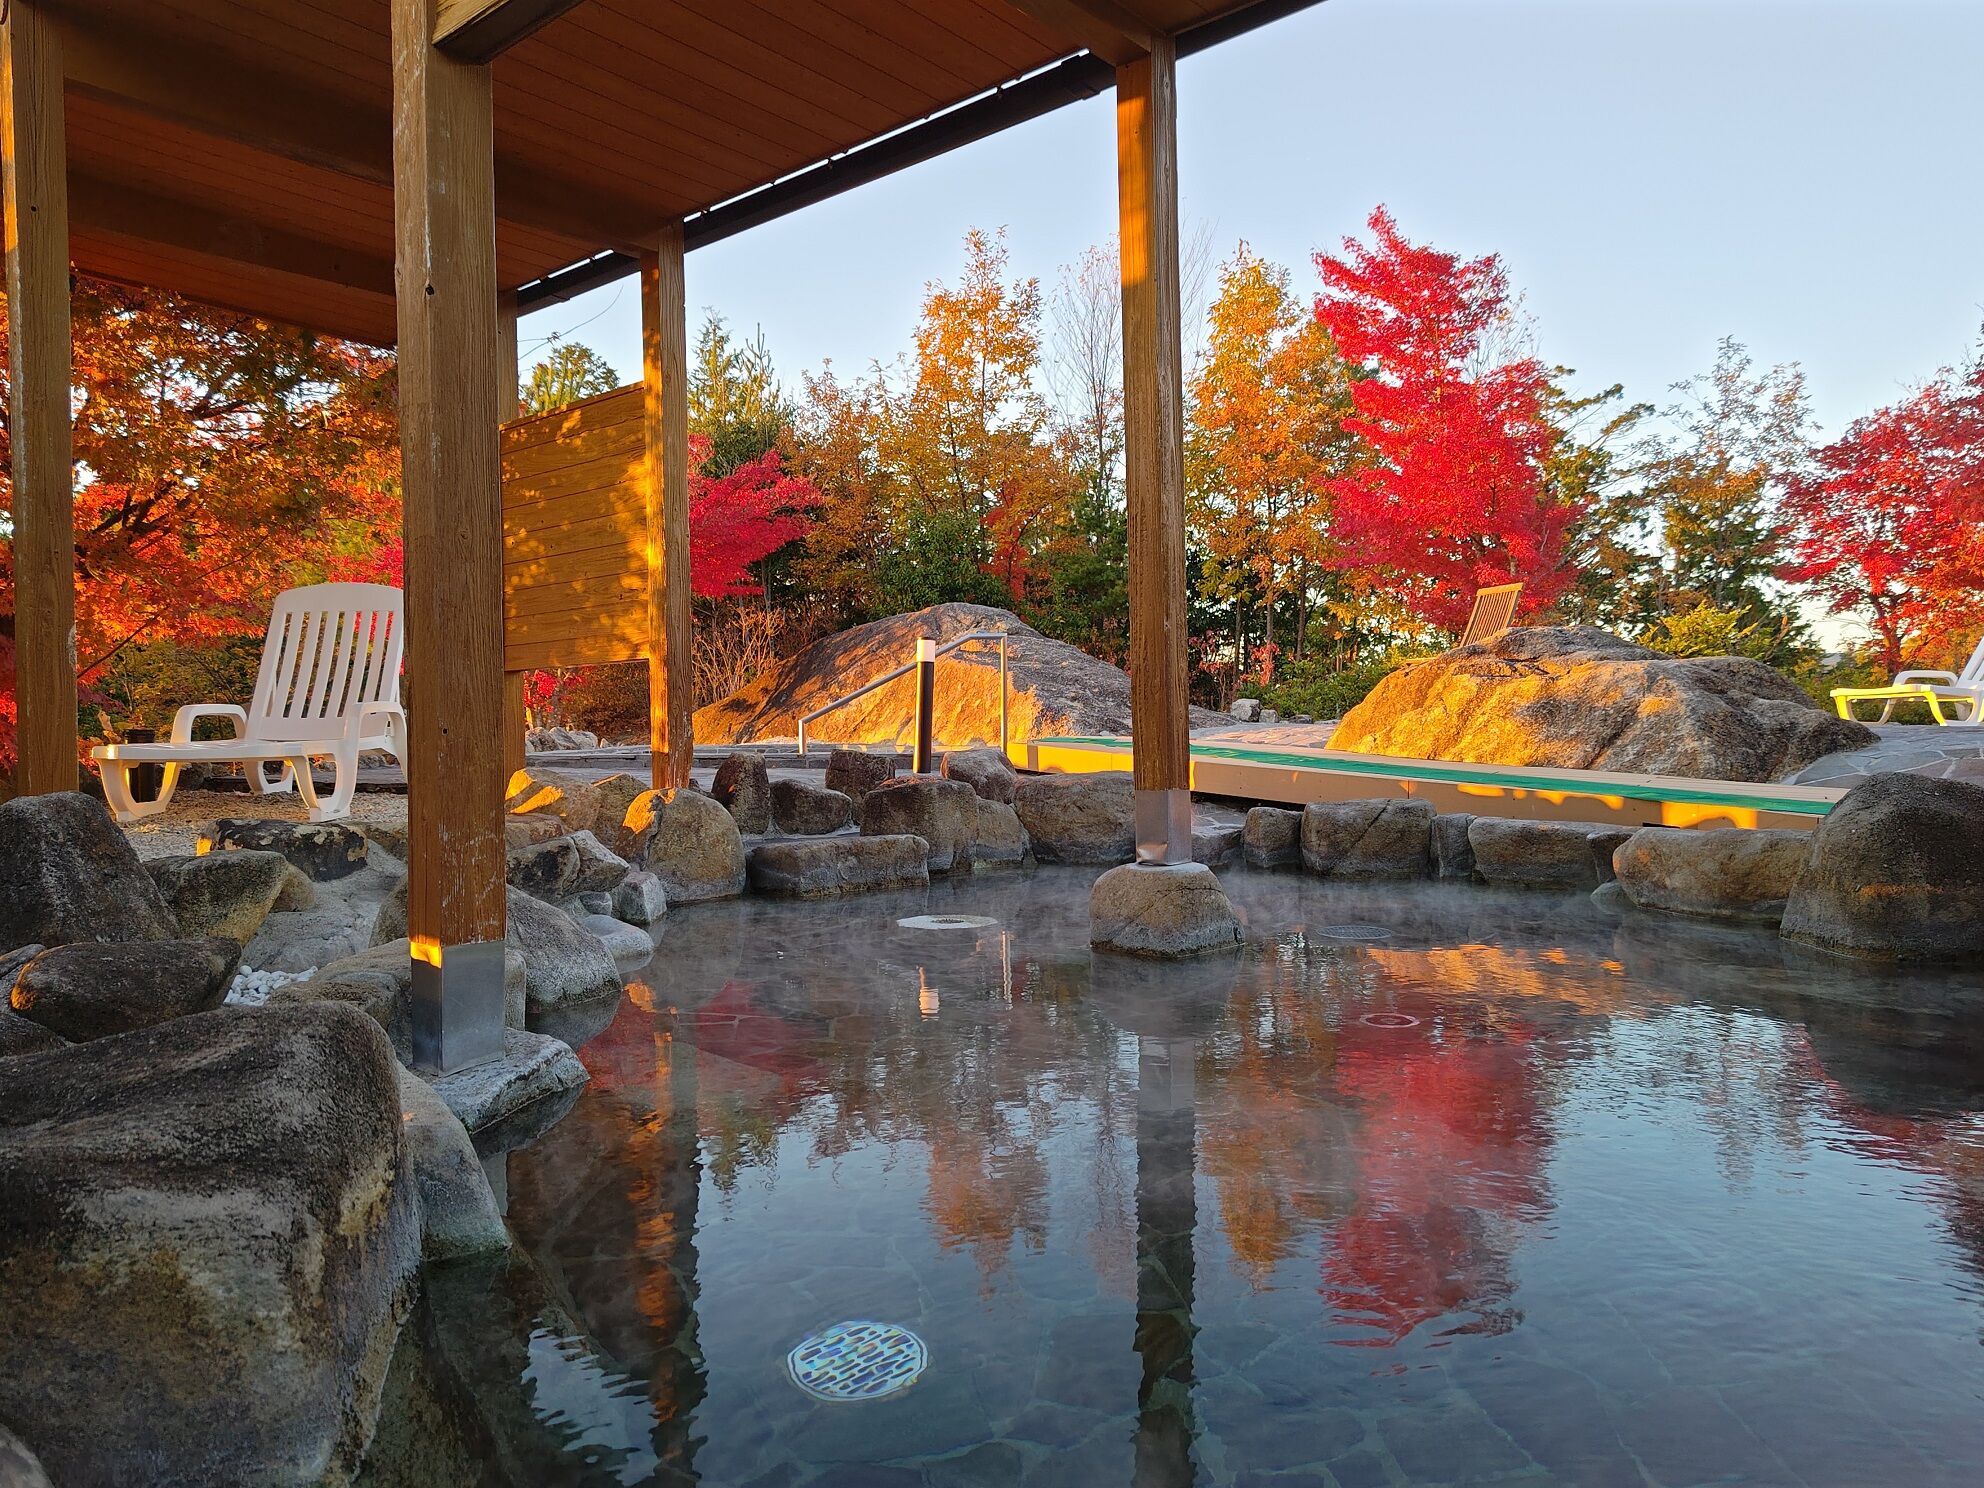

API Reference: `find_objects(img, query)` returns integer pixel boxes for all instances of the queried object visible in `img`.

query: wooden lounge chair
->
[1458,582,1524,648]
[92,583,407,822]
[1831,633,1984,726]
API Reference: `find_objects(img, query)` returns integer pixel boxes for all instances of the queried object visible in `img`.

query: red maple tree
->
[686,439,820,598]
[1313,208,1572,634]
[1779,348,1984,674]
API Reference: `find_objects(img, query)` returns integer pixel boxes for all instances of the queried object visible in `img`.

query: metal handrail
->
[797,629,1010,758]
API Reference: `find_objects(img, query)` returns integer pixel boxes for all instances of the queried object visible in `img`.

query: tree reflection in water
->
[372,872,1984,1486]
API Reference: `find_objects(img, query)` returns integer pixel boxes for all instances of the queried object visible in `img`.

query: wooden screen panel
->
[501,382,651,670]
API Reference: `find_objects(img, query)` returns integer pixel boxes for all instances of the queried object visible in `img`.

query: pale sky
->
[520,0,1984,449]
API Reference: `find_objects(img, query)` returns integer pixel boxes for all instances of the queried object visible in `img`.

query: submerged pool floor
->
[364,868,1984,1488]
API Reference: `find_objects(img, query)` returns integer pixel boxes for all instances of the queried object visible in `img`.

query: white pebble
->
[225,966,312,1006]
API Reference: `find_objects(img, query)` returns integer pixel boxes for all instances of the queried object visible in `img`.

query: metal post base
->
[1134,787,1193,866]
[411,938,508,1074]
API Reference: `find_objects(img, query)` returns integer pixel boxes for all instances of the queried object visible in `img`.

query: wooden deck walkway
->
[1023,736,1843,832]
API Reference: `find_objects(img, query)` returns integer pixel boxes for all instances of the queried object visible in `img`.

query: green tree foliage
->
[521,341,620,415]
[691,314,794,475]
[1641,338,1813,628]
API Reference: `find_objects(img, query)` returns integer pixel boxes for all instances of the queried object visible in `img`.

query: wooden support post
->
[641,224,693,793]
[1116,36,1191,864]
[392,0,507,1072]
[498,287,527,787]
[3,1,76,794]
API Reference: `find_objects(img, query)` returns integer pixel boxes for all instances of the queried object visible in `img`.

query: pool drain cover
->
[898,914,998,931]
[1319,923,1394,942]
[1360,1012,1420,1029]
[788,1321,928,1402]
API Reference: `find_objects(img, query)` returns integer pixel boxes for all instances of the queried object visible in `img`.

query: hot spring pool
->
[363,867,1984,1487]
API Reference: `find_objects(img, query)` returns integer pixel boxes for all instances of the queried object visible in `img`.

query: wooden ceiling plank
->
[68,172,396,295]
[434,0,590,63]
[818,0,1034,79]
[1000,0,1156,65]
[734,0,974,101]
[514,13,848,165]
[585,2,897,137]
[59,6,661,251]
[71,233,397,345]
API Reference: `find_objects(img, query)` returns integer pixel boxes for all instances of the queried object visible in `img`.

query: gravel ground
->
[117,788,409,860]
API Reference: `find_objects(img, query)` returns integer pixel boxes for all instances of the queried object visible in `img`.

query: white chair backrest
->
[1459,582,1524,648]
[247,583,404,742]
[1959,631,1984,685]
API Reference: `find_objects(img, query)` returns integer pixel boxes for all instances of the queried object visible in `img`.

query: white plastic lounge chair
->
[1832,633,1984,726]
[1459,582,1523,648]
[92,583,407,822]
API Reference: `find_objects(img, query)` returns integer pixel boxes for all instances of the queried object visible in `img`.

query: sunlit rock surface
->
[629,787,746,903]
[1329,625,1873,782]
[695,602,1221,747]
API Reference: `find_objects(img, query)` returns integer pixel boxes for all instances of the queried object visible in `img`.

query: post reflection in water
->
[362,870,1984,1488]
[1133,1035,1203,1488]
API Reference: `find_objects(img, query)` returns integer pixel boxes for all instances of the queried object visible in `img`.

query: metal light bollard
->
[912,636,937,774]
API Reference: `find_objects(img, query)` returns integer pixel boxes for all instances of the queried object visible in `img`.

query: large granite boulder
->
[696,602,1219,747]
[824,748,898,802]
[424,1028,589,1140]
[860,775,978,873]
[200,818,370,882]
[610,868,668,926]
[0,792,178,951]
[0,1003,420,1486]
[1614,826,1811,922]
[1431,813,1476,879]
[1469,817,1622,890]
[502,889,623,1016]
[1243,807,1302,868]
[274,938,527,1062]
[10,938,237,1042]
[1781,775,1984,961]
[569,834,630,896]
[1328,626,1874,782]
[747,835,931,898]
[0,944,42,1001]
[1091,862,1241,957]
[0,1004,66,1059]
[146,848,298,945]
[504,835,582,902]
[942,747,1018,804]
[0,1426,50,1488]
[393,1067,509,1261]
[504,769,650,858]
[1014,772,1135,865]
[1300,800,1434,879]
[710,753,772,834]
[972,798,1028,867]
[628,788,746,903]
[771,777,855,836]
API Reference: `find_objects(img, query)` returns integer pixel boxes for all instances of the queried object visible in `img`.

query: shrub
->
[1245,650,1425,722]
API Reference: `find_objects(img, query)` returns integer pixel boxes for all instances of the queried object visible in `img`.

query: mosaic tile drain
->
[897,914,1000,931]
[787,1321,929,1402]
[1318,923,1395,942]
[1360,1012,1422,1029]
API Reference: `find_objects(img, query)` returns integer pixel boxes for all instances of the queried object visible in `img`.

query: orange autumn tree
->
[795,229,1079,618]
[1189,244,1362,674]
[0,277,399,769]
